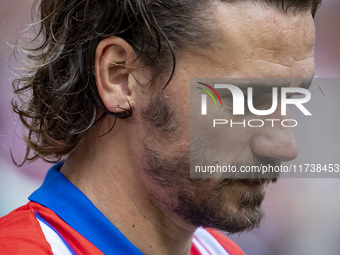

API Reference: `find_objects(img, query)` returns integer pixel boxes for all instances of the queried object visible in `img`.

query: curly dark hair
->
[12,0,321,165]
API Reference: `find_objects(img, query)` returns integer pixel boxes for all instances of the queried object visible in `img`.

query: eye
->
[246,92,273,110]
[287,93,306,99]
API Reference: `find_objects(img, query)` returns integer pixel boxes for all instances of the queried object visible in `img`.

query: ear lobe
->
[95,37,135,116]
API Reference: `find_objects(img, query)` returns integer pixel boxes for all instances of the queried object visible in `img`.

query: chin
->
[174,183,266,234]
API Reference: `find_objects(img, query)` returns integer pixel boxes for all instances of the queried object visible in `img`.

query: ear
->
[95,36,136,115]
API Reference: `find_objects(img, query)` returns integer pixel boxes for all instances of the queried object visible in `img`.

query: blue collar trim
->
[29,163,143,255]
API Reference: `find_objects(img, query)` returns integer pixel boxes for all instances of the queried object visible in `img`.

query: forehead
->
[187,1,316,80]
[216,1,314,49]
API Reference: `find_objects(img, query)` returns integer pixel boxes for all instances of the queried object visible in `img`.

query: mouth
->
[239,178,273,190]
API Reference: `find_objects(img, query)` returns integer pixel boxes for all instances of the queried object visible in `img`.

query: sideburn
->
[141,93,179,139]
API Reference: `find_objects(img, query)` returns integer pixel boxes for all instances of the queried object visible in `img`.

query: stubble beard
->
[140,93,279,234]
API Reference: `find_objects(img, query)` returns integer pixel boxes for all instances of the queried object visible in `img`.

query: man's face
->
[127,1,315,233]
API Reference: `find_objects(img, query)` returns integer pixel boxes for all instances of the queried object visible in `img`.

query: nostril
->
[251,134,298,162]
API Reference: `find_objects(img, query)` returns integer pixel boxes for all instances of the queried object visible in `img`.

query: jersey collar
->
[29,162,143,255]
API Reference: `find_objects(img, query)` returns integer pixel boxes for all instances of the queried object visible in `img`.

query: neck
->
[61,118,196,255]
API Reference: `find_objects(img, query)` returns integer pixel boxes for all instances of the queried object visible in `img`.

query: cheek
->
[215,127,254,162]
[189,95,254,166]
[192,116,255,165]
[292,58,315,78]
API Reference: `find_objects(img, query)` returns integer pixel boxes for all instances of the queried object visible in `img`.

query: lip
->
[239,179,269,190]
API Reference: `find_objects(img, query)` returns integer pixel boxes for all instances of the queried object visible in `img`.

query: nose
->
[250,121,298,162]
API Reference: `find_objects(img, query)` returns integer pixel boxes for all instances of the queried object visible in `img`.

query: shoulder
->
[206,228,245,255]
[0,203,52,254]
[192,227,245,255]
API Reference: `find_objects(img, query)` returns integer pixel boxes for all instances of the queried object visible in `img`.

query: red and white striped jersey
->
[0,163,245,255]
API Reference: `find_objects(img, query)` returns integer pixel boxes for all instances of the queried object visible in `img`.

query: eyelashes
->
[286,93,306,99]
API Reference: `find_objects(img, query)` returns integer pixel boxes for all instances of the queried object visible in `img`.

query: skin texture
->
[61,1,315,255]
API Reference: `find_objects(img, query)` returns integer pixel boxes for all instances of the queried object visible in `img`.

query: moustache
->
[218,156,281,186]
